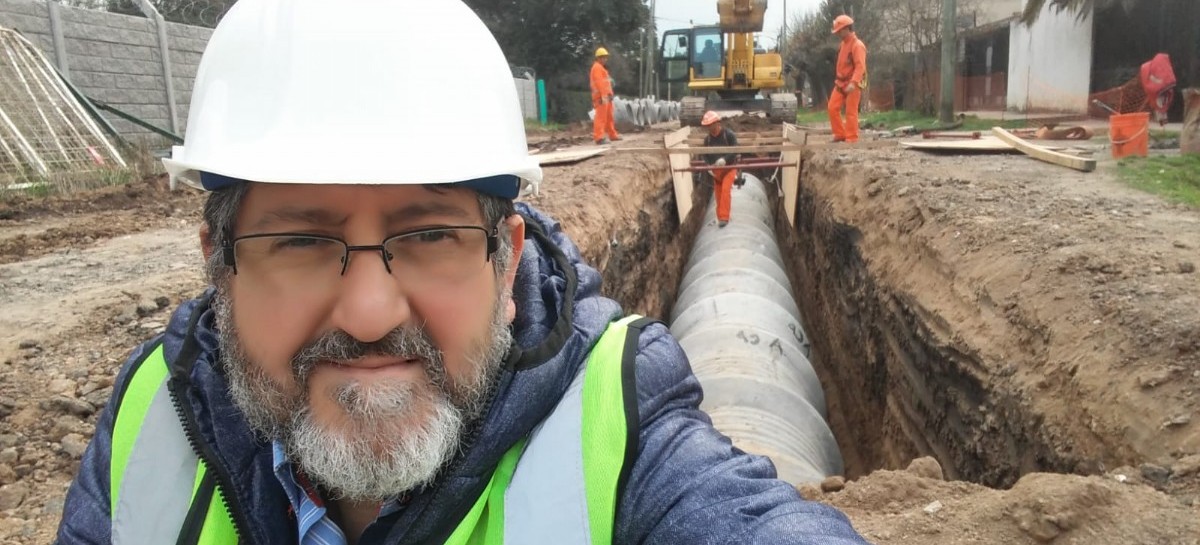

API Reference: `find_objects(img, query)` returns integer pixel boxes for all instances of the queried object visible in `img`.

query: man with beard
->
[56,1,869,544]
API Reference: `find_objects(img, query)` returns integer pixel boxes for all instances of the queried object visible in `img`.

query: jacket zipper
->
[164,294,256,545]
[166,376,255,543]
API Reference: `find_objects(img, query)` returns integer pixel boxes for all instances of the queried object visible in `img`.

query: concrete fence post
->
[135,0,179,134]
[153,14,179,134]
[46,0,69,79]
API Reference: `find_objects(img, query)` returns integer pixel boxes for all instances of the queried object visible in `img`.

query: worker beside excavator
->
[591,47,621,145]
[701,110,739,228]
[55,1,870,544]
[827,15,868,143]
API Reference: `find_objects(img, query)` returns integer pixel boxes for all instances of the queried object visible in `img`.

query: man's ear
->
[502,214,526,322]
[200,224,214,263]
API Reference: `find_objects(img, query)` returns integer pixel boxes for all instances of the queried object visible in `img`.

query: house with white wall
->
[1004,1,1094,113]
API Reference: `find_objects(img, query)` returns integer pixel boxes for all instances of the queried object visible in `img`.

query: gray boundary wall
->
[0,0,210,145]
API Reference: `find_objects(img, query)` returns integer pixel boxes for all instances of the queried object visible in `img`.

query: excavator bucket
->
[717,0,767,33]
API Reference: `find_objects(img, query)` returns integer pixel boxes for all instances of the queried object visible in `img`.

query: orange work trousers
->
[827,86,862,143]
[593,99,619,142]
[712,168,736,222]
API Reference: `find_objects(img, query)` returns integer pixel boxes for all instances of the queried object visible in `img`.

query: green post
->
[537,79,548,125]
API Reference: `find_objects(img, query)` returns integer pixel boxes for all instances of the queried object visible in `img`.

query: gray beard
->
[214,288,513,501]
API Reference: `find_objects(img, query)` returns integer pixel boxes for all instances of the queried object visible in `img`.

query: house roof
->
[962,15,1019,40]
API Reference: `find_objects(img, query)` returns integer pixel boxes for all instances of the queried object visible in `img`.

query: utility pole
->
[781,0,787,50]
[641,0,658,98]
[939,0,956,124]
[639,27,647,97]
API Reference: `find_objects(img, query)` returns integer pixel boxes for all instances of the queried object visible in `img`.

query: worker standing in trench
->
[54,1,871,543]
[591,47,621,145]
[701,110,740,228]
[827,14,868,144]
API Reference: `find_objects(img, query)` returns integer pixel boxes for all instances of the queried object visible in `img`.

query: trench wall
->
[769,152,1081,486]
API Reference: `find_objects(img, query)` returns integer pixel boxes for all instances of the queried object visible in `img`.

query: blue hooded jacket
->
[57,204,868,544]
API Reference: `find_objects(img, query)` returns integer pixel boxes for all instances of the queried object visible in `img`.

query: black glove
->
[734,173,746,188]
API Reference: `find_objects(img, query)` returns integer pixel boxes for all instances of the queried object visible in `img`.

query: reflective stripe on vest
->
[110,316,647,544]
[110,344,237,545]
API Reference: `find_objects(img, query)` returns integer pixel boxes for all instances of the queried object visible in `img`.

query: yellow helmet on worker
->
[831,14,854,34]
[700,111,721,126]
[595,47,609,58]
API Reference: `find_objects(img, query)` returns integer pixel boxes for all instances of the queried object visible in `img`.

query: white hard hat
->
[163,0,541,198]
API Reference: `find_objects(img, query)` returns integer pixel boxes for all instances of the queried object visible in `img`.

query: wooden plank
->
[665,143,807,155]
[899,136,1080,153]
[805,139,897,150]
[687,136,786,146]
[781,125,805,227]
[665,128,696,224]
[992,127,1097,172]
[677,161,797,173]
[533,147,607,166]
[669,151,693,224]
[900,137,1015,151]
[616,140,894,154]
[664,126,692,148]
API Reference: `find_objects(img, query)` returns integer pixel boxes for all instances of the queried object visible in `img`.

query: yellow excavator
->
[659,0,797,126]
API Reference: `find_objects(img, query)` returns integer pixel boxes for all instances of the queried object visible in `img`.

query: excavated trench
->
[569,147,1069,489]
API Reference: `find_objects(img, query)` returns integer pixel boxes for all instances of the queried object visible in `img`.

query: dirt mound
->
[528,134,591,153]
[811,458,1200,544]
[0,175,203,264]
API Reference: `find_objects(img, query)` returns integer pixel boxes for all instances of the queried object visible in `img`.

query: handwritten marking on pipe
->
[788,323,806,345]
[737,330,760,345]
[769,338,783,356]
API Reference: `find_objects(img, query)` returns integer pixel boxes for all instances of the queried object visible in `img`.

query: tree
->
[1020,0,1140,24]
[465,0,649,86]
[68,0,650,89]
[86,0,235,27]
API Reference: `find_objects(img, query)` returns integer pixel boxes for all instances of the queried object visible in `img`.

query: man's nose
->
[329,248,411,343]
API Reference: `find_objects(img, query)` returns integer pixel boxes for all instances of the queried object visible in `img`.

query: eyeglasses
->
[222,226,499,288]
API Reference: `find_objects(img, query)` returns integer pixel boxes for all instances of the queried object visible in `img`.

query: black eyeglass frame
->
[221,225,500,276]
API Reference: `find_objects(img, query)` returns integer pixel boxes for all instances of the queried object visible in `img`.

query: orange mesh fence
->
[866,81,896,112]
[1088,77,1150,118]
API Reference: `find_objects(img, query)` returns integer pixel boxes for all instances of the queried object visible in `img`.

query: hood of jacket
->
[156,202,623,545]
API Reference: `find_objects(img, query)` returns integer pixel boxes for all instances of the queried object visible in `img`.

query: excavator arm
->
[717,0,766,33]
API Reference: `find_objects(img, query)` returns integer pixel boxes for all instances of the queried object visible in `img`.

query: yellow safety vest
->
[109,315,652,544]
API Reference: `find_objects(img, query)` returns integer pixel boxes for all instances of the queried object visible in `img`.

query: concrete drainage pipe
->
[669,173,843,485]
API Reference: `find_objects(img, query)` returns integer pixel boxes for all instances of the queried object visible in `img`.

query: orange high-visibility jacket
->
[835,32,867,88]
[591,61,613,100]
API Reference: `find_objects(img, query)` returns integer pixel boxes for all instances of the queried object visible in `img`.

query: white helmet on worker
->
[831,14,854,34]
[163,0,541,198]
[700,111,722,126]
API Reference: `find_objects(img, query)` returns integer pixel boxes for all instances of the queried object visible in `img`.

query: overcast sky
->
[652,0,825,49]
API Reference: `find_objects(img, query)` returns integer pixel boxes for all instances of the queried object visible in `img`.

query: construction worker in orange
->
[701,111,738,228]
[827,15,867,143]
[591,47,620,145]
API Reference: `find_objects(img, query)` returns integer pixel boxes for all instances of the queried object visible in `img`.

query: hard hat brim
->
[193,171,522,199]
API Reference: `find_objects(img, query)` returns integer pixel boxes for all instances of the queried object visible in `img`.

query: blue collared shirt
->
[271,442,406,545]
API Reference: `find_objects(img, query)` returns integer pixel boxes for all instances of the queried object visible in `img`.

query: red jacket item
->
[1140,53,1176,120]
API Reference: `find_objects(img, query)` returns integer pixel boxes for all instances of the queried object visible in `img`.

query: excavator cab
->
[662,28,725,83]
[662,27,724,85]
